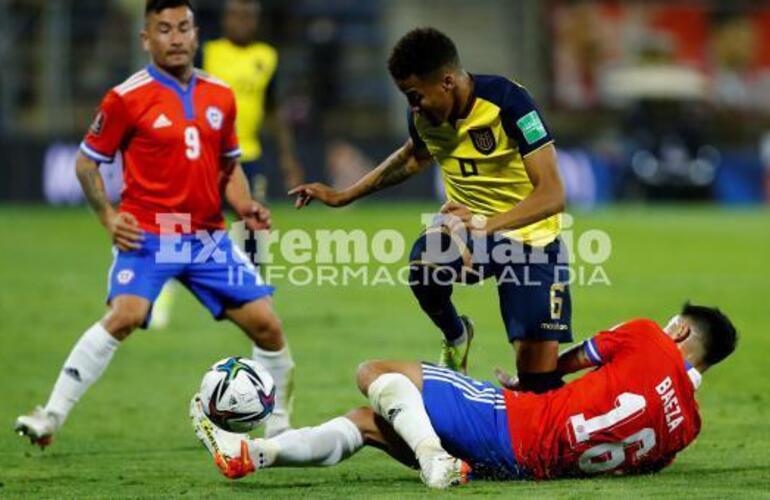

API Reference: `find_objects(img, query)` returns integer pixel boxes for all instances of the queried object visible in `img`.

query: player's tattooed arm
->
[75,152,114,224]
[367,139,431,192]
[289,139,432,209]
[75,151,143,250]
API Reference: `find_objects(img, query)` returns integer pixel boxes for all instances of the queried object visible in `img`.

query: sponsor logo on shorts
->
[117,269,134,285]
[540,322,569,331]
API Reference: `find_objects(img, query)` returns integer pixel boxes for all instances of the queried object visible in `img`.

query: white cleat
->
[418,450,467,489]
[14,406,60,449]
[189,395,254,479]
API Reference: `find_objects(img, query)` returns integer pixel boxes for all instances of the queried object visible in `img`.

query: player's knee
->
[356,360,387,395]
[344,406,374,433]
[103,307,146,339]
[248,310,282,337]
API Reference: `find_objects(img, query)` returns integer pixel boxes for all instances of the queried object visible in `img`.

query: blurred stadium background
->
[2,0,770,207]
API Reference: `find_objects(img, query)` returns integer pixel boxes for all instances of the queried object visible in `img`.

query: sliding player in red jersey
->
[15,0,294,447]
[191,302,737,488]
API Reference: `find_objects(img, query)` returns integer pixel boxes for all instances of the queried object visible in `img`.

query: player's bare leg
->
[15,295,149,447]
[225,297,295,438]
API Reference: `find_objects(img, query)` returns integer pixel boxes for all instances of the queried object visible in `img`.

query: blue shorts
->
[241,160,265,182]
[409,229,572,343]
[421,364,527,480]
[107,232,274,326]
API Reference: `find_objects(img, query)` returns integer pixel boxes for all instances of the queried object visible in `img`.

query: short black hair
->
[681,302,738,367]
[145,0,194,16]
[388,27,460,80]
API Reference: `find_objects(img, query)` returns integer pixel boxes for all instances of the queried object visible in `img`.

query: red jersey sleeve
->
[221,93,241,160]
[80,91,132,163]
[583,319,654,366]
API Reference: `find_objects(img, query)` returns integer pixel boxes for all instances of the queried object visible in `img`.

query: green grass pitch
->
[1,203,769,498]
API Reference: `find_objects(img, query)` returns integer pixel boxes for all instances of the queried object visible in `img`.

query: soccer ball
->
[199,356,275,433]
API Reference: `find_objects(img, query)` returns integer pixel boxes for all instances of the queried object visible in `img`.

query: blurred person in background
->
[203,0,304,202]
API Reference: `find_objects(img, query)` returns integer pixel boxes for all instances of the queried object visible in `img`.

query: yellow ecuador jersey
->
[408,74,560,246]
[203,39,278,162]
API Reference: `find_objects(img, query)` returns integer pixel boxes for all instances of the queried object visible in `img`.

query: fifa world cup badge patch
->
[90,111,106,136]
[516,111,547,145]
[117,269,134,285]
[206,106,223,131]
[468,127,496,155]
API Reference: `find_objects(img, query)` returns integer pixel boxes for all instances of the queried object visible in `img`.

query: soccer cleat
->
[14,406,59,449]
[438,315,475,374]
[189,395,255,480]
[418,450,467,489]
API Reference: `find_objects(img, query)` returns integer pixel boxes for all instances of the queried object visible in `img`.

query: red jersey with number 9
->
[504,319,702,479]
[80,65,241,234]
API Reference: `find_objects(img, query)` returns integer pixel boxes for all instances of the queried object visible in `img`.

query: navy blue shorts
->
[240,160,265,182]
[421,363,527,480]
[107,232,274,326]
[409,228,572,343]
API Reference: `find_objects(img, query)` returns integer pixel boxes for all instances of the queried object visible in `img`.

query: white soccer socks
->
[249,417,364,468]
[367,372,462,488]
[252,343,295,437]
[367,373,440,455]
[44,322,120,426]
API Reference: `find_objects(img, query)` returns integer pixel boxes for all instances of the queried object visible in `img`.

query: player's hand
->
[439,201,488,233]
[288,183,347,209]
[494,367,520,390]
[238,201,272,232]
[440,201,472,223]
[107,212,144,251]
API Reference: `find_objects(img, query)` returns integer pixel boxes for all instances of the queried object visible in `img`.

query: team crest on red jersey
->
[90,111,106,136]
[206,106,223,130]
[468,127,496,155]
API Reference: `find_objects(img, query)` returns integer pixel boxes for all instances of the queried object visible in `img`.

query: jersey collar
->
[684,360,702,390]
[147,64,198,120]
[450,73,476,127]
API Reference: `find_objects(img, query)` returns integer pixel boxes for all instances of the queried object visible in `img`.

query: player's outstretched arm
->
[75,151,143,251]
[288,138,432,209]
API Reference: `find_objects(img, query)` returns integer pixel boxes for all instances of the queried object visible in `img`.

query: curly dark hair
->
[681,302,738,367]
[387,27,460,80]
[145,0,194,16]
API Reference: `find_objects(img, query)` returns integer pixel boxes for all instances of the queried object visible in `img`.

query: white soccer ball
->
[199,356,275,433]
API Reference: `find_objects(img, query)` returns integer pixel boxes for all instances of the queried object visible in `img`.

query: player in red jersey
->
[15,0,294,446]
[190,303,736,488]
